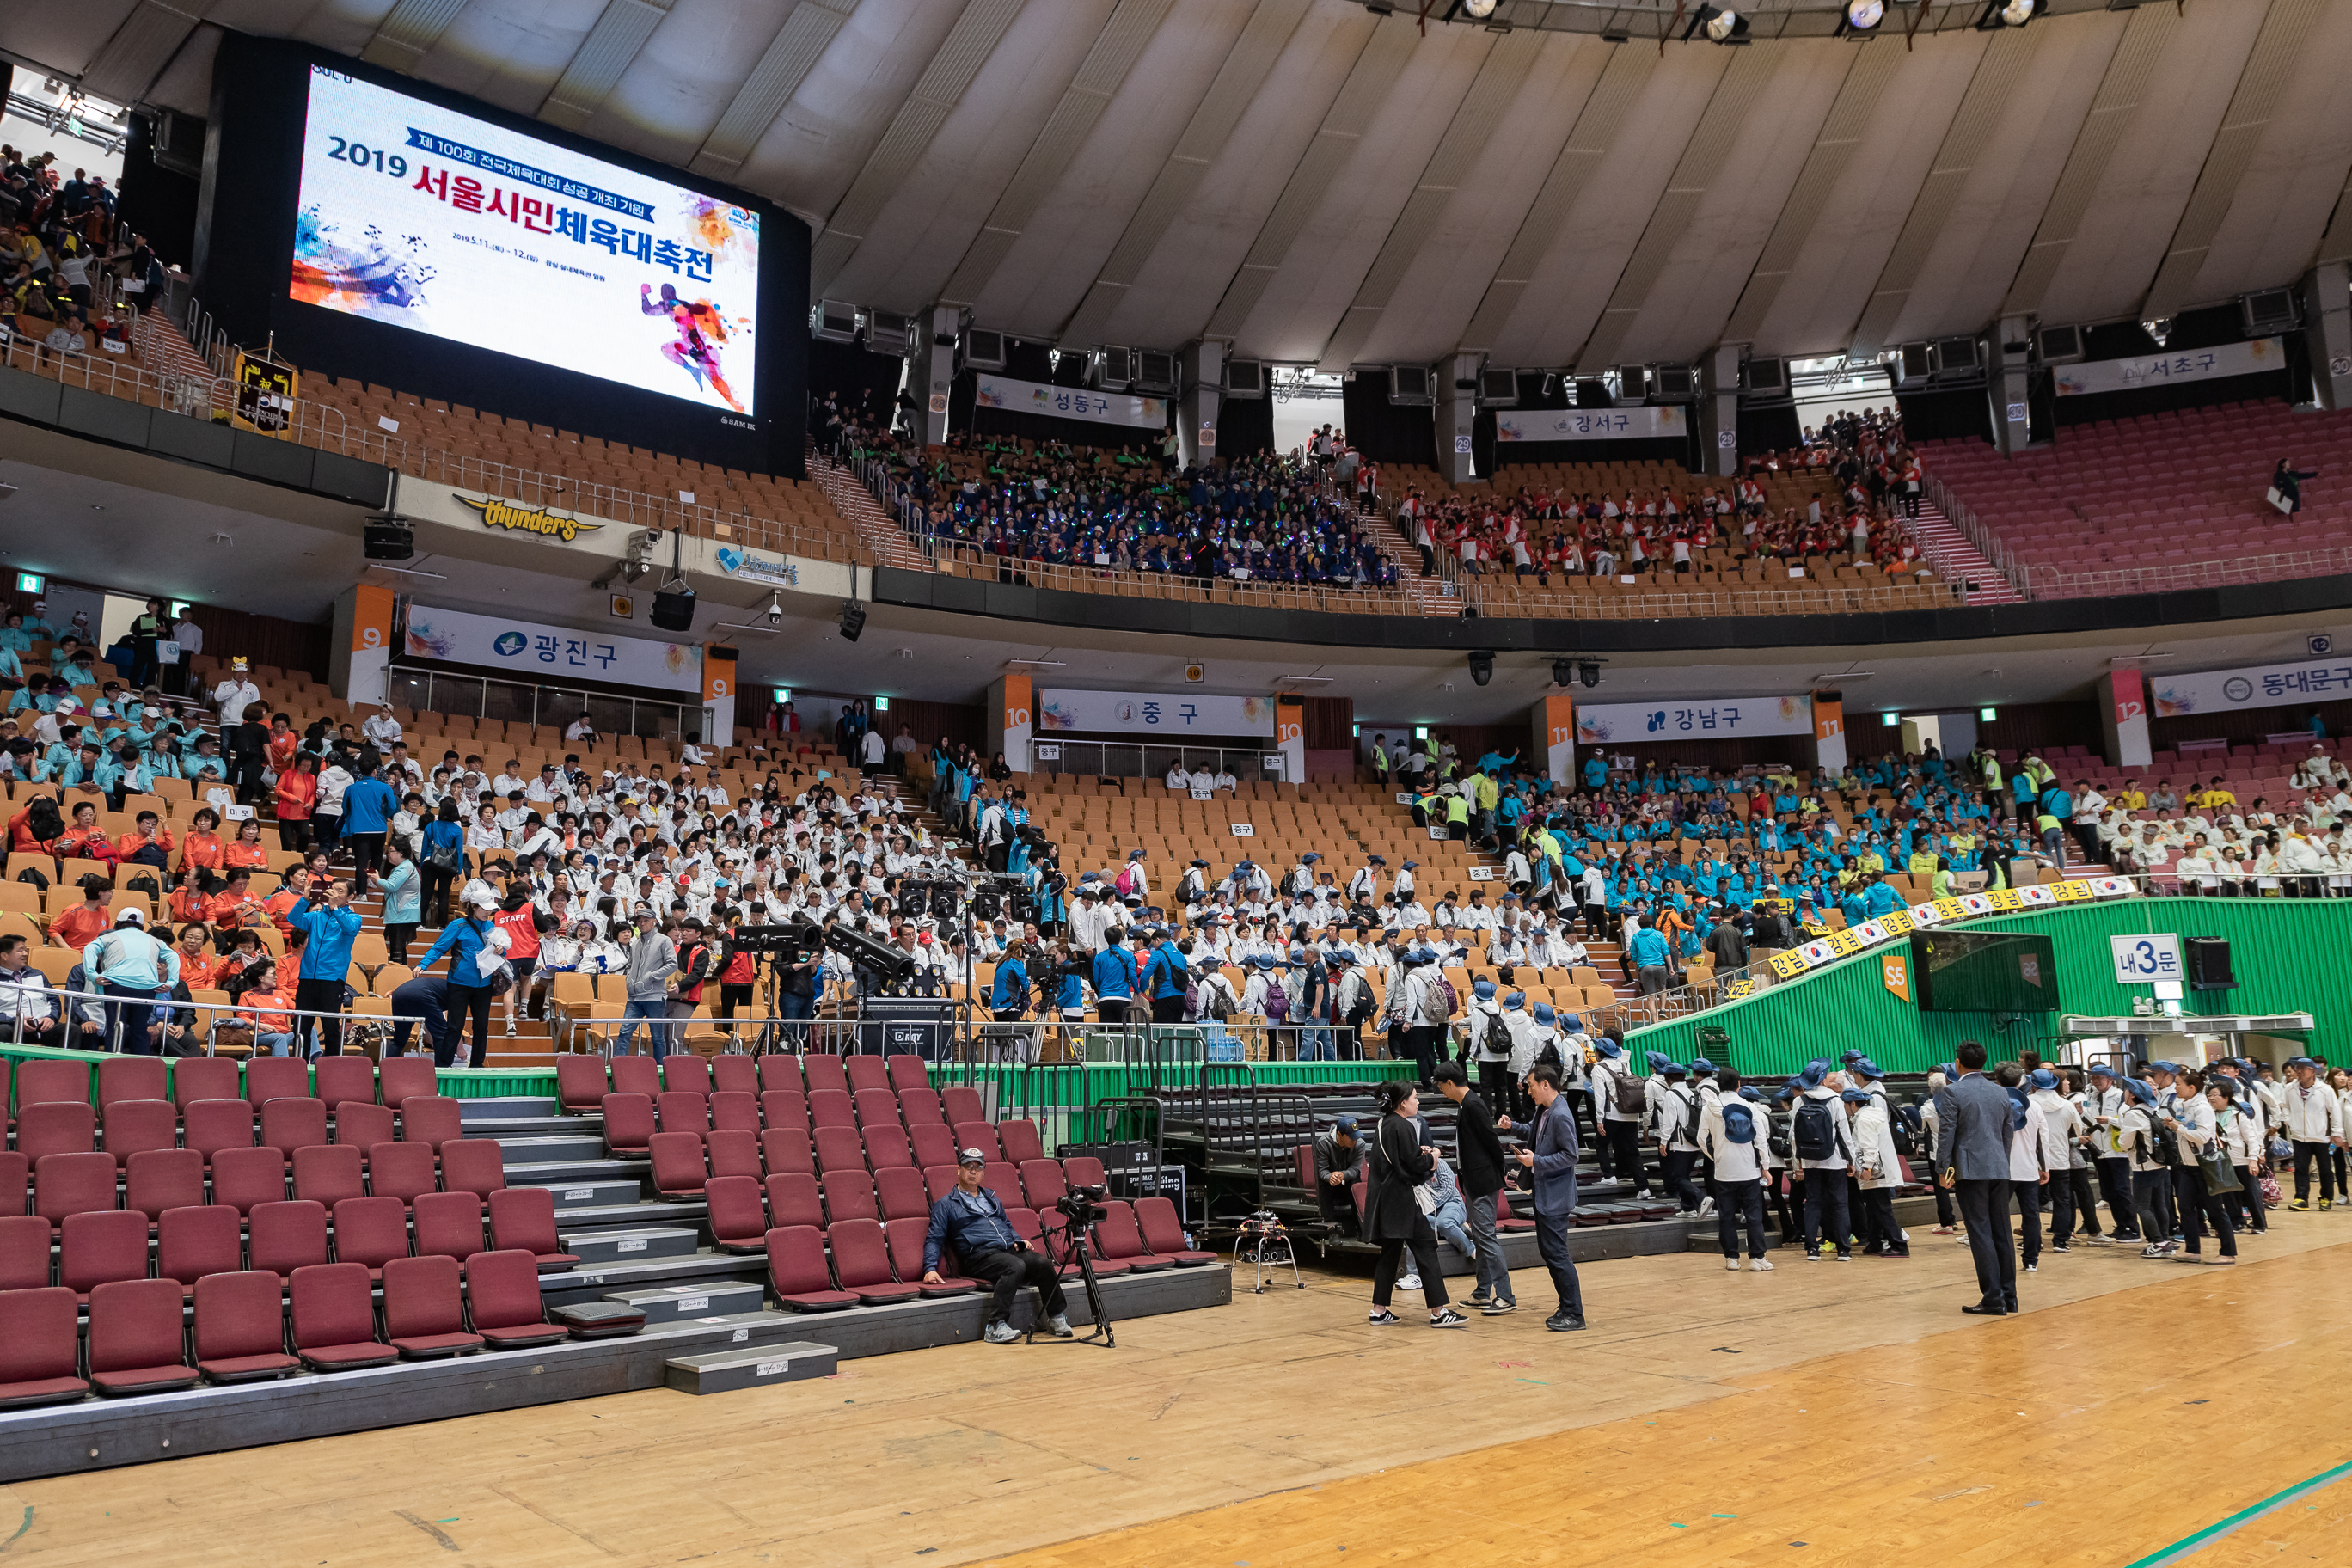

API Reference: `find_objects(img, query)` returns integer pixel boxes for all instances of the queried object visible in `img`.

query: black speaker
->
[649,586,696,633]
[2186,938,2233,992]
[363,522,413,560]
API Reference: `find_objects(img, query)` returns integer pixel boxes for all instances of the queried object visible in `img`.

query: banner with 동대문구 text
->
[973,374,1169,431]
[2052,337,2282,397]
[401,603,701,692]
[1495,406,1685,442]
[1037,690,1275,736]
[2147,652,2352,718]
[1571,695,1812,744]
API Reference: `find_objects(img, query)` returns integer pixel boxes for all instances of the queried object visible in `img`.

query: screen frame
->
[1909,929,2060,1014]
[196,32,806,478]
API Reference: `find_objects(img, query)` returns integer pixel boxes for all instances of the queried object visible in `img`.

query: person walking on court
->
[1938,1040,2020,1315]
[2082,1063,2139,1243]
[1433,1061,1515,1314]
[2278,1055,2344,1210]
[1698,1073,1774,1271]
[1790,1060,1855,1262]
[1518,1063,1587,1331]
[1363,1080,1467,1328]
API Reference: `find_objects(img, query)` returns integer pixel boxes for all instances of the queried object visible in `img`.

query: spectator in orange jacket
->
[223,818,271,872]
[206,868,268,931]
[52,800,119,865]
[114,810,175,871]
[262,867,311,936]
[48,876,114,951]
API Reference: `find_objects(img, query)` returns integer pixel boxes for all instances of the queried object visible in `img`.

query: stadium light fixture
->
[1686,5,1749,43]
[1461,0,1498,16]
[1467,651,1495,687]
[1842,0,1884,32]
[1580,660,1602,689]
[838,600,867,642]
[1978,0,2038,28]
[1552,659,1576,687]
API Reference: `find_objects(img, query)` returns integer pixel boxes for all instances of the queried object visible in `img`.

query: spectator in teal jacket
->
[288,884,364,1058]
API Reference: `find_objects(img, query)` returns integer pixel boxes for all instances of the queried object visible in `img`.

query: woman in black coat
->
[1363,1080,1467,1327]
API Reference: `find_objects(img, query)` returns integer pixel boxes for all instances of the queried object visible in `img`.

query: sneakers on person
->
[1367,1309,1400,1326]
[1932,1225,1956,1235]
[1804,1250,1822,1262]
[2150,1240,2180,1257]
[1749,1257,1774,1271]
[1544,1313,1588,1332]
[2289,1198,2310,1211]
[1399,1271,1420,1291]
[1724,1257,1742,1271]
[1428,1308,1470,1328]
[1479,1298,1518,1315]
[2049,1244,2070,1254]
[983,1320,1022,1344]
[2024,1263,2037,1273]
[1463,1289,1491,1308]
[1834,1251,1853,1262]
[1696,1197,1716,1218]
[1046,1314,1074,1338]
[2323,1199,2335,1212]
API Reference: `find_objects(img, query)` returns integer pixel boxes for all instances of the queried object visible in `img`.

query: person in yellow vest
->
[1445,789,1472,842]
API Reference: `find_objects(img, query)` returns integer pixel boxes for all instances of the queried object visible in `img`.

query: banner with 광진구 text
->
[1496,406,1685,442]
[1572,694,1811,744]
[2052,337,2282,397]
[402,603,701,692]
[974,374,1168,432]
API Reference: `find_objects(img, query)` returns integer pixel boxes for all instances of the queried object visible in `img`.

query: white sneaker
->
[1697,1197,1717,1218]
[1724,1257,1741,1271]
[1046,1314,1074,1337]
[982,1320,1021,1344]
[1399,1271,1421,1292]
[1749,1257,1774,1271]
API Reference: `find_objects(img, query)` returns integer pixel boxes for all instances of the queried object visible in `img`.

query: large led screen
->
[289,64,761,418]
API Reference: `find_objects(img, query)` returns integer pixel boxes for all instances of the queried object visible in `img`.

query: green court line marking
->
[2122,1457,2352,1567]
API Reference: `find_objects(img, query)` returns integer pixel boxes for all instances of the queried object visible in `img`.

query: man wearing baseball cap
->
[82,903,180,1056]
[923,1148,1070,1343]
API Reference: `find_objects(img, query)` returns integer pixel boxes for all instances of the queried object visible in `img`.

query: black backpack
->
[1792,1097,1840,1162]
[1890,1102,1925,1158]
[2141,1118,2180,1167]
[1482,1010,1512,1058]
[23,795,64,844]
[15,864,48,892]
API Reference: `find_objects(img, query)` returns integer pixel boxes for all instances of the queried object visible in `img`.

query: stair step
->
[602,1279,768,1324]
[551,1196,703,1230]
[507,1154,649,1185]
[497,1131,614,1166]
[530,1176,647,1211]
[565,1226,703,1265]
[665,1339,839,1396]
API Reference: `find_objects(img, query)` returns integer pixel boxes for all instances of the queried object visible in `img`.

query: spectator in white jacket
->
[1994,1063,2049,1272]
[2278,1056,2345,1210]
[2027,1069,2084,1251]
[2164,1075,2237,1263]
[1847,1084,1909,1257]
[1698,1076,1776,1271]
[1789,1061,1853,1261]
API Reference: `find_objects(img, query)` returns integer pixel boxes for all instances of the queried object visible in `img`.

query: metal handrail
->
[10,979,430,1056]
[1921,471,2031,599]
[2019,546,2352,600]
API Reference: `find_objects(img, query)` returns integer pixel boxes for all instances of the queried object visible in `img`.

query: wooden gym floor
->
[5,1213,2351,1567]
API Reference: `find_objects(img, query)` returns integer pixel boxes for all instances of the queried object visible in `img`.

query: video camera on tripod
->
[731,919,916,983]
[1036,1183,1116,1347]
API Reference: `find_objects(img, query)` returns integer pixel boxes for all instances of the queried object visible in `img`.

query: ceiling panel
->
[575,0,797,168]
[2036,0,2266,328]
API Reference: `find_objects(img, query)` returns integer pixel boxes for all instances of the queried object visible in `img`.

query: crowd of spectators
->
[0,145,162,364]
[818,390,1403,591]
[1391,406,1930,583]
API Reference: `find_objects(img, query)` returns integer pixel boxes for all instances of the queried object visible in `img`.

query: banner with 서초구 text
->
[974,374,1168,432]
[1496,406,1685,442]
[2052,337,2282,397]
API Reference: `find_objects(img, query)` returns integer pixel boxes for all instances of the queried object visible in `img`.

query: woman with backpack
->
[1362,1079,1467,1329]
[1849,1079,1911,1257]
[1789,1060,1855,1261]
[417,800,466,927]
[2120,1078,2181,1259]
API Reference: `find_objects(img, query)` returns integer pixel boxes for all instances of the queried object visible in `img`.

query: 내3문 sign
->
[458,494,604,543]
[2110,933,2182,985]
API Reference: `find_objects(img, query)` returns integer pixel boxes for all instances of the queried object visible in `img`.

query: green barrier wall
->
[1628,897,2352,1078]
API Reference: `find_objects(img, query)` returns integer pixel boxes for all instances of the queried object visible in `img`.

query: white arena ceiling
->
[9,0,2352,374]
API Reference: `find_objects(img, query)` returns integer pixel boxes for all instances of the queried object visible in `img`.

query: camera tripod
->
[1028,1210,1115,1349]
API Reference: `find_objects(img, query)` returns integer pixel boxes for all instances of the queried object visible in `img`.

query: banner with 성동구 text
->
[402,603,701,692]
[2053,337,2282,397]
[1572,694,1811,744]
[973,374,1169,431]
[1038,690,1274,736]
[1496,406,1685,442]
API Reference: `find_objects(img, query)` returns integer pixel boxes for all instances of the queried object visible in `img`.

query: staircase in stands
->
[810,456,933,573]
[1910,498,2025,606]
[132,310,218,383]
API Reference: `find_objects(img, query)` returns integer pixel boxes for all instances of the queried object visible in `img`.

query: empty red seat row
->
[555,1052,935,1113]
[9,1096,467,1165]
[6,1138,505,1232]
[0,1250,566,1406]
[2,1057,444,1121]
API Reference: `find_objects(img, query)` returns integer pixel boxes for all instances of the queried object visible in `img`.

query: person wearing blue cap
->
[1388,948,1450,1087]
[1700,1069,1775,1270]
[2143,1061,2189,1240]
[1849,1079,1910,1259]
[1655,1062,1705,1215]
[1591,1032,1649,1195]
[2279,1056,2345,1211]
[1790,1060,1856,1261]
[2117,1076,2182,1258]
[2027,1069,2084,1253]
[2080,1063,2139,1244]
[1937,1040,2022,1312]
[1992,1063,2052,1275]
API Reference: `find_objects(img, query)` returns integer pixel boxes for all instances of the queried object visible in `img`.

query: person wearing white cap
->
[211,659,261,729]
[83,904,180,1055]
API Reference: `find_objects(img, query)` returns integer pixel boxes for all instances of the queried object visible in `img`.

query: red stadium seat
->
[290,1263,397,1371]
[85,1277,200,1395]
[765,1225,854,1312]
[193,1271,300,1383]
[464,1250,569,1349]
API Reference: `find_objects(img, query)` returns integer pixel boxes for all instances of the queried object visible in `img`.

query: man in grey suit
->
[1516,1063,1586,1331]
[1935,1039,2019,1315]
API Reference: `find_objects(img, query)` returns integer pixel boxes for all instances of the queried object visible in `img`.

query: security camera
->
[1467,650,1494,688]
[766,592,783,628]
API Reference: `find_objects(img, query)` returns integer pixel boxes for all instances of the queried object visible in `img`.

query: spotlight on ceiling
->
[1552,658,1576,688]
[1687,4,1748,43]
[1461,0,1497,16]
[838,599,867,642]
[1841,0,1884,32]
[1468,650,1495,688]
[2142,316,2174,349]
[1579,660,1602,689]
[1978,0,2038,27]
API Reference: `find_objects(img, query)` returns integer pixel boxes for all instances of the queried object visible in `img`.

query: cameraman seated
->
[1314,1116,1364,1235]
[923,1148,1074,1344]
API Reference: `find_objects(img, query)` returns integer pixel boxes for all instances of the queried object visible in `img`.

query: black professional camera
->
[1056,1185,1110,1228]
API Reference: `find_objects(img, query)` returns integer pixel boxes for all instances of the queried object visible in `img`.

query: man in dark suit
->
[1935,1039,2019,1315]
[1517,1063,1585,1331]
[1435,1062,1514,1314]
